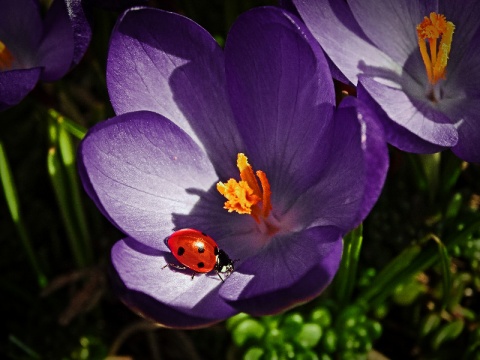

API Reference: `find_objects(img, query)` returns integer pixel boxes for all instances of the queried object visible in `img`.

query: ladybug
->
[163,228,235,282]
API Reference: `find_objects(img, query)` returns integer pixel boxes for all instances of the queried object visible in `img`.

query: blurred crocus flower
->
[292,0,480,162]
[79,6,388,328]
[0,0,91,110]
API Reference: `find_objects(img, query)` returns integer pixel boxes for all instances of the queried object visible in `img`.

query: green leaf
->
[282,313,304,340]
[334,225,363,305]
[231,318,265,347]
[243,347,264,360]
[419,313,442,337]
[0,142,47,287]
[357,243,421,305]
[321,329,337,353]
[226,313,250,331]
[392,279,427,306]
[49,109,87,140]
[47,147,86,267]
[431,319,464,350]
[295,323,322,349]
[310,307,332,328]
[431,235,452,309]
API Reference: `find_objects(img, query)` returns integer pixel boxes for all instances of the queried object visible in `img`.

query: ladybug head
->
[215,249,235,275]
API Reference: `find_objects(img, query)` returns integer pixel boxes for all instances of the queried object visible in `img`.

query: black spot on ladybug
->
[201,232,208,237]
[197,262,205,268]
[197,244,205,253]
[177,247,185,256]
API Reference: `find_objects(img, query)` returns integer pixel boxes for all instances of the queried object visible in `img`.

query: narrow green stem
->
[0,142,47,288]
[58,125,93,263]
[334,225,363,305]
[419,152,441,203]
[47,147,86,267]
[49,109,87,140]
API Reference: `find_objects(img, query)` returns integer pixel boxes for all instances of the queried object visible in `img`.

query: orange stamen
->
[0,40,14,70]
[416,12,455,85]
[216,153,272,223]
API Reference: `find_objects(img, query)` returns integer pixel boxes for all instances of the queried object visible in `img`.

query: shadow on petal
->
[110,237,238,329]
[219,226,343,315]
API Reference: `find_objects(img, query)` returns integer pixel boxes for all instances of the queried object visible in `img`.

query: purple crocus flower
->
[79,6,388,328]
[291,0,480,163]
[0,0,91,110]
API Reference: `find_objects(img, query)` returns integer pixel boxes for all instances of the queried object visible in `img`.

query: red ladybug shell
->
[167,228,219,273]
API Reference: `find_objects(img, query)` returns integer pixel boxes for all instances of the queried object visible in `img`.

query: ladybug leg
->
[217,272,225,282]
[163,263,187,271]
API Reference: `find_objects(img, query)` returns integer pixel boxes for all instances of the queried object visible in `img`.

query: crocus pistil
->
[0,41,14,70]
[217,153,277,234]
[417,12,455,86]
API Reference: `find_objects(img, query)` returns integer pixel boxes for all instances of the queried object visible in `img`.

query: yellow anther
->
[0,40,14,70]
[217,153,272,222]
[417,12,455,85]
[216,179,260,215]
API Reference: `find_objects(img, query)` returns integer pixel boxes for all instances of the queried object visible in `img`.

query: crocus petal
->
[292,0,401,84]
[339,97,389,226]
[0,0,42,68]
[348,0,427,67]
[225,7,336,203]
[78,110,218,250]
[219,226,342,315]
[440,0,480,69]
[439,98,480,163]
[111,237,237,328]
[358,84,446,154]
[107,7,243,178]
[63,0,92,67]
[37,0,75,81]
[0,68,41,111]
[359,75,458,148]
[289,97,388,232]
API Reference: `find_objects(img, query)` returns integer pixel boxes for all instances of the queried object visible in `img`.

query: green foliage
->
[227,303,384,359]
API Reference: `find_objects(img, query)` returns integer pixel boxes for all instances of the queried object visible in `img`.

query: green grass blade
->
[0,142,47,288]
[47,146,86,268]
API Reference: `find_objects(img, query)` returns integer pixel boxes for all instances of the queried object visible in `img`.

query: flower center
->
[0,40,14,70]
[416,12,455,85]
[217,153,272,224]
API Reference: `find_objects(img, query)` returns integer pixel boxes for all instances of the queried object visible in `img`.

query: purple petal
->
[219,226,342,315]
[339,97,389,226]
[292,0,400,84]
[63,0,92,66]
[0,68,41,110]
[225,7,336,202]
[348,0,427,67]
[288,97,388,232]
[79,110,218,250]
[440,0,480,69]
[111,237,237,328]
[107,7,242,178]
[444,24,480,99]
[37,0,75,81]
[0,0,42,68]
[359,75,458,148]
[440,97,480,163]
[358,84,446,154]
